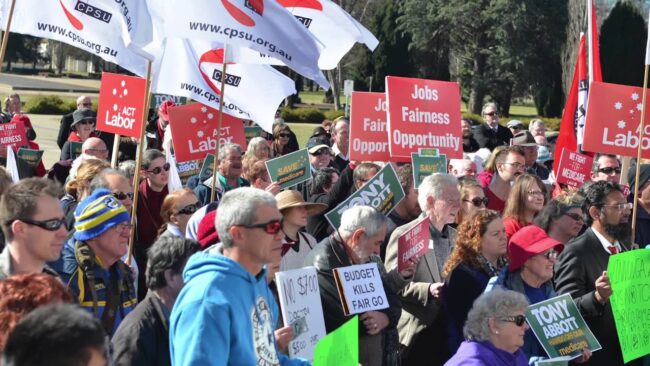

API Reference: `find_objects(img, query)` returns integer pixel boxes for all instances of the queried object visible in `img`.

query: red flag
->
[590,0,603,82]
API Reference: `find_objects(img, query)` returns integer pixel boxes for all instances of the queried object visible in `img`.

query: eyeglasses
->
[177,202,200,215]
[77,120,94,125]
[540,250,558,261]
[498,315,527,327]
[112,192,134,201]
[79,102,92,107]
[146,163,171,175]
[310,149,330,156]
[484,112,498,117]
[597,167,621,175]
[278,133,291,138]
[463,197,489,207]
[503,162,524,170]
[603,202,633,211]
[527,190,545,197]
[87,148,108,154]
[17,217,66,231]
[563,212,583,222]
[239,219,283,235]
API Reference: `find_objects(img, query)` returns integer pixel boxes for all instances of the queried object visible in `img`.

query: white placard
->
[344,79,355,97]
[333,263,388,315]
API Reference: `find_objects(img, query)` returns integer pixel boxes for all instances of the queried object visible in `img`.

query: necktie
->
[607,245,618,255]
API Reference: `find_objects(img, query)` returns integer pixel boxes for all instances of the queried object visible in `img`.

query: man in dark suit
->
[555,181,640,366]
[474,102,513,150]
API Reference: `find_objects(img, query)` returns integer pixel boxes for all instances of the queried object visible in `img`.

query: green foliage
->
[281,107,326,123]
[24,95,76,115]
[600,1,647,87]
[324,110,345,120]
[462,113,483,125]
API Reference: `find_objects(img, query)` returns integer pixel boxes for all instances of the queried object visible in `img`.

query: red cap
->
[508,225,564,272]
[11,114,32,129]
[197,209,219,249]
[158,100,176,121]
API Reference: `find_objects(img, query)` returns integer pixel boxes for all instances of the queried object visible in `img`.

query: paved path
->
[0,74,99,93]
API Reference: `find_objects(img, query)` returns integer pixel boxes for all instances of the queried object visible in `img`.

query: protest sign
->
[332,263,389,316]
[96,72,147,139]
[265,149,311,189]
[583,82,650,158]
[150,94,187,110]
[411,153,447,188]
[556,149,593,189]
[386,76,462,160]
[608,250,650,363]
[168,103,247,163]
[526,293,601,360]
[312,316,358,366]
[397,216,430,272]
[0,121,26,150]
[175,159,202,185]
[419,148,439,156]
[325,163,405,230]
[199,154,215,181]
[245,126,264,141]
[275,267,326,361]
[349,92,391,162]
[70,142,83,159]
[17,148,43,168]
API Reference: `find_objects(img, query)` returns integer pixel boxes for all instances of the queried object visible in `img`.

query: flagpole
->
[127,60,152,266]
[0,0,17,72]
[587,0,594,84]
[210,45,228,203]
[111,134,120,168]
[631,64,649,246]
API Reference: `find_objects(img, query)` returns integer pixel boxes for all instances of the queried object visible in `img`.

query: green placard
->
[526,293,601,360]
[176,158,201,185]
[17,148,43,168]
[608,250,650,363]
[325,163,405,230]
[245,126,264,141]
[199,154,215,181]
[265,149,311,189]
[312,316,358,366]
[70,141,83,159]
[418,148,439,157]
[411,153,447,188]
[150,94,187,110]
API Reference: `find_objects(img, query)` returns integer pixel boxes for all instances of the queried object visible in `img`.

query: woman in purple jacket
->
[445,288,529,366]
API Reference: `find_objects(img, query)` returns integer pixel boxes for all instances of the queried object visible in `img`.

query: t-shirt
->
[485,187,505,213]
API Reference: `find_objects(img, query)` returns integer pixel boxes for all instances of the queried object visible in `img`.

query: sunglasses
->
[146,163,171,175]
[597,167,621,175]
[77,120,94,125]
[240,219,282,235]
[177,202,200,215]
[278,133,291,138]
[484,112,498,117]
[18,217,66,231]
[563,212,583,222]
[310,149,330,157]
[463,197,489,207]
[113,192,134,201]
[540,250,558,261]
[499,315,527,327]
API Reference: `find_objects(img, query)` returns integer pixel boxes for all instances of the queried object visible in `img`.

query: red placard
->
[397,217,430,273]
[556,148,593,189]
[168,103,247,162]
[386,76,462,161]
[0,120,27,150]
[583,81,650,158]
[96,72,147,139]
[349,92,391,162]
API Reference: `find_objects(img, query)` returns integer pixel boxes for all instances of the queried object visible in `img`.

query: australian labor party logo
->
[198,49,242,96]
[59,0,113,31]
[96,73,146,139]
[221,0,264,27]
[277,0,322,28]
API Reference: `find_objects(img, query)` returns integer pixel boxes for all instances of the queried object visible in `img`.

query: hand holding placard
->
[332,263,389,316]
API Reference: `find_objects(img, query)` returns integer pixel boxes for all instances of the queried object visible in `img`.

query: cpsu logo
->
[276,0,322,29]
[221,0,264,27]
[59,0,113,31]
[198,49,241,95]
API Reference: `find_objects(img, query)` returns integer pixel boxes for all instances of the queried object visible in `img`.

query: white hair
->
[464,288,529,342]
[417,173,458,211]
[215,187,277,248]
[338,206,386,240]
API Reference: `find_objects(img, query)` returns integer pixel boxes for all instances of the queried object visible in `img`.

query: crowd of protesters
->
[0,96,647,366]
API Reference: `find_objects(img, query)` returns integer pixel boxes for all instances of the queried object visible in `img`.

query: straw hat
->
[276,190,327,215]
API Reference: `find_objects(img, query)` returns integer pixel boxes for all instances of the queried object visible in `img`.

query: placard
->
[265,149,311,189]
[17,148,43,168]
[70,141,83,159]
[332,263,389,316]
[419,148,439,156]
[386,76,462,160]
[0,120,26,150]
[411,153,447,188]
[150,94,187,110]
[168,103,247,162]
[397,216,430,272]
[526,293,601,360]
[556,149,593,189]
[199,154,215,181]
[275,267,327,361]
[312,316,358,366]
[176,159,202,185]
[349,92,391,162]
[96,72,147,139]
[608,250,650,363]
[245,126,264,141]
[325,163,405,230]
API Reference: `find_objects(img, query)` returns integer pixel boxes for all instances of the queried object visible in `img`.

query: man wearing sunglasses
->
[194,143,250,206]
[474,102,513,150]
[170,188,309,365]
[590,153,621,184]
[0,178,68,280]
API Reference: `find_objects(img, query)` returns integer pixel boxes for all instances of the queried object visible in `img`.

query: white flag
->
[166,149,184,193]
[0,0,148,77]
[152,38,296,132]
[6,146,19,183]
[162,0,329,89]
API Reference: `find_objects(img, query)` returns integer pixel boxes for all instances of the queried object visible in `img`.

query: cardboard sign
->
[556,149,593,189]
[199,154,215,181]
[386,76,462,161]
[175,159,202,185]
[0,120,26,150]
[526,294,601,360]
[332,263,389,316]
[397,216,430,272]
[275,267,327,361]
[17,148,43,168]
[168,103,247,163]
[312,316,358,366]
[608,250,650,363]
[411,153,447,188]
[349,92,391,162]
[70,142,83,159]
[583,82,650,158]
[96,72,147,139]
[325,163,405,230]
[245,126,264,141]
[265,149,311,189]
[150,94,187,110]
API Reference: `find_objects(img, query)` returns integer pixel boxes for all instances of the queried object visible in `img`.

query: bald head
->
[82,137,108,160]
[76,95,91,110]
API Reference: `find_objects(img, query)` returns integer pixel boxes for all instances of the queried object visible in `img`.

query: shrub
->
[24,95,76,115]
[281,107,326,123]
[324,110,345,120]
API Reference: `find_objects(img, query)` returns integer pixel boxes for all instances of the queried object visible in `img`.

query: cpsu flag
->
[168,103,247,163]
[582,82,650,158]
[96,72,146,139]
[152,38,296,133]
[162,0,329,89]
[0,0,147,77]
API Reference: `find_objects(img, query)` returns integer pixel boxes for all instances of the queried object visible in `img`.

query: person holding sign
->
[10,115,45,177]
